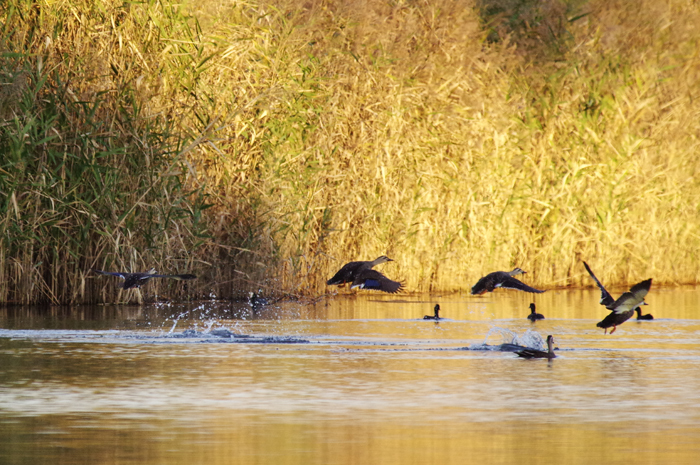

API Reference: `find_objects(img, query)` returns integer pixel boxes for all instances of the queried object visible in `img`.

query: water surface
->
[1,288,699,464]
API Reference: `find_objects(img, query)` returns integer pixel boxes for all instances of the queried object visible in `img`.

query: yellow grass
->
[2,0,700,303]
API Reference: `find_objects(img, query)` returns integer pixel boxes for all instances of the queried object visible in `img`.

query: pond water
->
[1,287,700,464]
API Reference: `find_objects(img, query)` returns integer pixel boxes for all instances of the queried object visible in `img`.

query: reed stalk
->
[1,0,700,304]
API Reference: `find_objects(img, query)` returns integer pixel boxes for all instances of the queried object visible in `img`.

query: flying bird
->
[424,304,441,320]
[327,256,393,287]
[527,303,545,321]
[583,261,615,307]
[516,335,556,359]
[584,261,652,334]
[94,268,196,289]
[349,269,403,294]
[470,268,545,295]
[595,279,652,334]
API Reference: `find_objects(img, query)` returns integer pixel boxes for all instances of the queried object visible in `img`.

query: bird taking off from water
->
[327,256,393,287]
[327,256,403,293]
[583,261,652,334]
[516,335,556,359]
[94,268,196,289]
[470,268,546,295]
[349,269,404,294]
[595,279,652,334]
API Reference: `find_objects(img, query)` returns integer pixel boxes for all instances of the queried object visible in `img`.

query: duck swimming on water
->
[424,304,441,320]
[635,307,654,320]
[470,268,546,295]
[94,268,196,289]
[516,335,556,359]
[527,303,545,321]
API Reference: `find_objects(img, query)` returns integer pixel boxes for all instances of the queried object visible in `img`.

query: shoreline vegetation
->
[1,0,699,305]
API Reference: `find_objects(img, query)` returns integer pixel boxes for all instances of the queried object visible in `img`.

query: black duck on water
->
[527,303,545,321]
[516,335,556,359]
[424,304,441,320]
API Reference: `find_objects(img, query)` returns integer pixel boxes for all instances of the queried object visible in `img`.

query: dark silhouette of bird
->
[516,335,556,359]
[424,304,441,320]
[583,261,652,334]
[595,280,652,334]
[527,303,545,321]
[349,268,403,294]
[94,268,196,289]
[635,307,654,320]
[470,267,545,295]
[248,291,270,310]
[583,261,615,307]
[327,256,393,287]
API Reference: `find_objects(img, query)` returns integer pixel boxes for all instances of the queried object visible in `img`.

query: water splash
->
[468,327,546,351]
[167,304,203,334]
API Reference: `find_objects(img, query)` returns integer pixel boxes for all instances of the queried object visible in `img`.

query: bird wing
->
[583,261,616,307]
[147,274,197,280]
[470,276,491,295]
[609,279,651,313]
[94,270,127,279]
[516,349,551,359]
[629,279,652,300]
[497,276,546,293]
[351,269,403,294]
[326,261,365,285]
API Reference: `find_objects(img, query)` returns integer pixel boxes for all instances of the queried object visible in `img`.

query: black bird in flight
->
[583,261,652,334]
[471,268,545,295]
[94,268,196,289]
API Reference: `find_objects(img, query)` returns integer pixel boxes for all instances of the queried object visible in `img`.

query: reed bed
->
[1,0,700,304]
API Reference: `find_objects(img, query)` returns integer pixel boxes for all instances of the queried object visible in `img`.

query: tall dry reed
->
[190,0,700,294]
[2,0,700,304]
[0,0,216,303]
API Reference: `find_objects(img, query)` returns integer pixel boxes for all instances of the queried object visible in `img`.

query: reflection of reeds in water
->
[2,0,700,304]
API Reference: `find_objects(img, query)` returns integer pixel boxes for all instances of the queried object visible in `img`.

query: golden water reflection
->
[1,289,700,464]
[4,414,698,465]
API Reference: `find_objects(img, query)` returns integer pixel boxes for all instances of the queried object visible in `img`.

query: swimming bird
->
[635,307,654,320]
[350,269,403,294]
[327,256,393,287]
[527,303,545,321]
[470,268,545,295]
[583,261,652,334]
[516,335,556,359]
[424,304,441,320]
[596,279,652,334]
[94,268,196,289]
